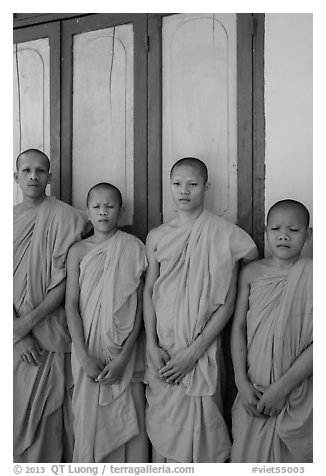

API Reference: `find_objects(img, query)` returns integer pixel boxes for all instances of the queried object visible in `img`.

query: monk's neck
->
[91,228,118,245]
[175,207,204,225]
[19,194,47,211]
[269,255,301,271]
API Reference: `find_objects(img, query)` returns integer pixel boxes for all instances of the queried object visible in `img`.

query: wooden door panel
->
[161,13,238,223]
[62,14,147,240]
[13,22,61,202]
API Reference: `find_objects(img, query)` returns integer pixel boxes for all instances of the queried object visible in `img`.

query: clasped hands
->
[239,379,288,419]
[148,344,196,385]
[14,303,43,366]
[81,354,126,385]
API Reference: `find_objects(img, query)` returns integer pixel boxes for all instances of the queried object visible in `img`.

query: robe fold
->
[231,258,313,463]
[146,209,257,462]
[13,196,86,462]
[71,230,147,463]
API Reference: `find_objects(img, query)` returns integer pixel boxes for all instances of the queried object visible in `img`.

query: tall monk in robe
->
[143,157,258,463]
[231,199,313,463]
[13,149,87,462]
[65,182,148,463]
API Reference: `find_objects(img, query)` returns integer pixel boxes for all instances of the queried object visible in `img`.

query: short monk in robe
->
[231,199,313,463]
[65,182,148,463]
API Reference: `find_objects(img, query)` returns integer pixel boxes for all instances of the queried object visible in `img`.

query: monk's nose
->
[30,171,38,180]
[278,233,290,241]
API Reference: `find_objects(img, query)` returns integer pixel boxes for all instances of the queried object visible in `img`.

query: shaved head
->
[86,182,122,208]
[170,157,208,184]
[267,199,310,228]
[16,149,50,172]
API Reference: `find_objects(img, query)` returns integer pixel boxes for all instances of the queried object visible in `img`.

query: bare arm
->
[230,264,264,417]
[13,280,66,342]
[231,266,251,387]
[97,280,145,384]
[160,263,239,384]
[65,243,103,380]
[143,230,170,374]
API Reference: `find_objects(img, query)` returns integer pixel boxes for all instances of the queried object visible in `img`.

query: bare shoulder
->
[146,222,171,248]
[239,259,268,285]
[67,239,91,264]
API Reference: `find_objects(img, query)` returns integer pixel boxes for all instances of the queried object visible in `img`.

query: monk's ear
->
[204,181,210,192]
[14,171,19,184]
[47,172,52,184]
[305,227,312,242]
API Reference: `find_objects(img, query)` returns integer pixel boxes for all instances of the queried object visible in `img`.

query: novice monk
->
[13,149,87,462]
[230,199,313,463]
[65,182,148,463]
[144,157,258,463]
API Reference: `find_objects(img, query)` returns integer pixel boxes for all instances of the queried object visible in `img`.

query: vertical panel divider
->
[133,14,148,241]
[61,20,74,204]
[147,14,163,231]
[252,13,265,257]
[236,13,253,235]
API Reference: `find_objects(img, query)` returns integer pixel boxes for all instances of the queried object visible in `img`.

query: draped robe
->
[231,258,313,463]
[146,209,257,462]
[71,231,147,463]
[13,196,86,462]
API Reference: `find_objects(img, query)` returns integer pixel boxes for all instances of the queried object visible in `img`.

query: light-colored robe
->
[231,258,313,463]
[146,209,257,462]
[13,196,86,462]
[71,231,147,463]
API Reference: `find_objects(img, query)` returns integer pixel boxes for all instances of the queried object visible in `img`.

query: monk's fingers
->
[252,408,266,418]
[165,370,184,383]
[159,367,176,378]
[173,375,185,385]
[31,346,43,361]
[260,405,272,417]
[159,362,173,374]
[21,353,30,364]
[97,366,110,380]
[87,375,98,382]
[22,351,39,366]
[26,350,41,365]
[98,373,120,385]
[245,404,264,418]
[253,383,265,395]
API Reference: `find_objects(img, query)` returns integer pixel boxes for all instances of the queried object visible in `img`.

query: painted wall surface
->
[264,13,313,257]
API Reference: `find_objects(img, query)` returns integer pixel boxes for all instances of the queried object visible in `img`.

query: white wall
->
[264,13,313,257]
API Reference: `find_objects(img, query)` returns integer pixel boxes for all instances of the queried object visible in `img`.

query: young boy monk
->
[13,149,87,462]
[143,157,258,463]
[65,182,148,463]
[231,199,313,463]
